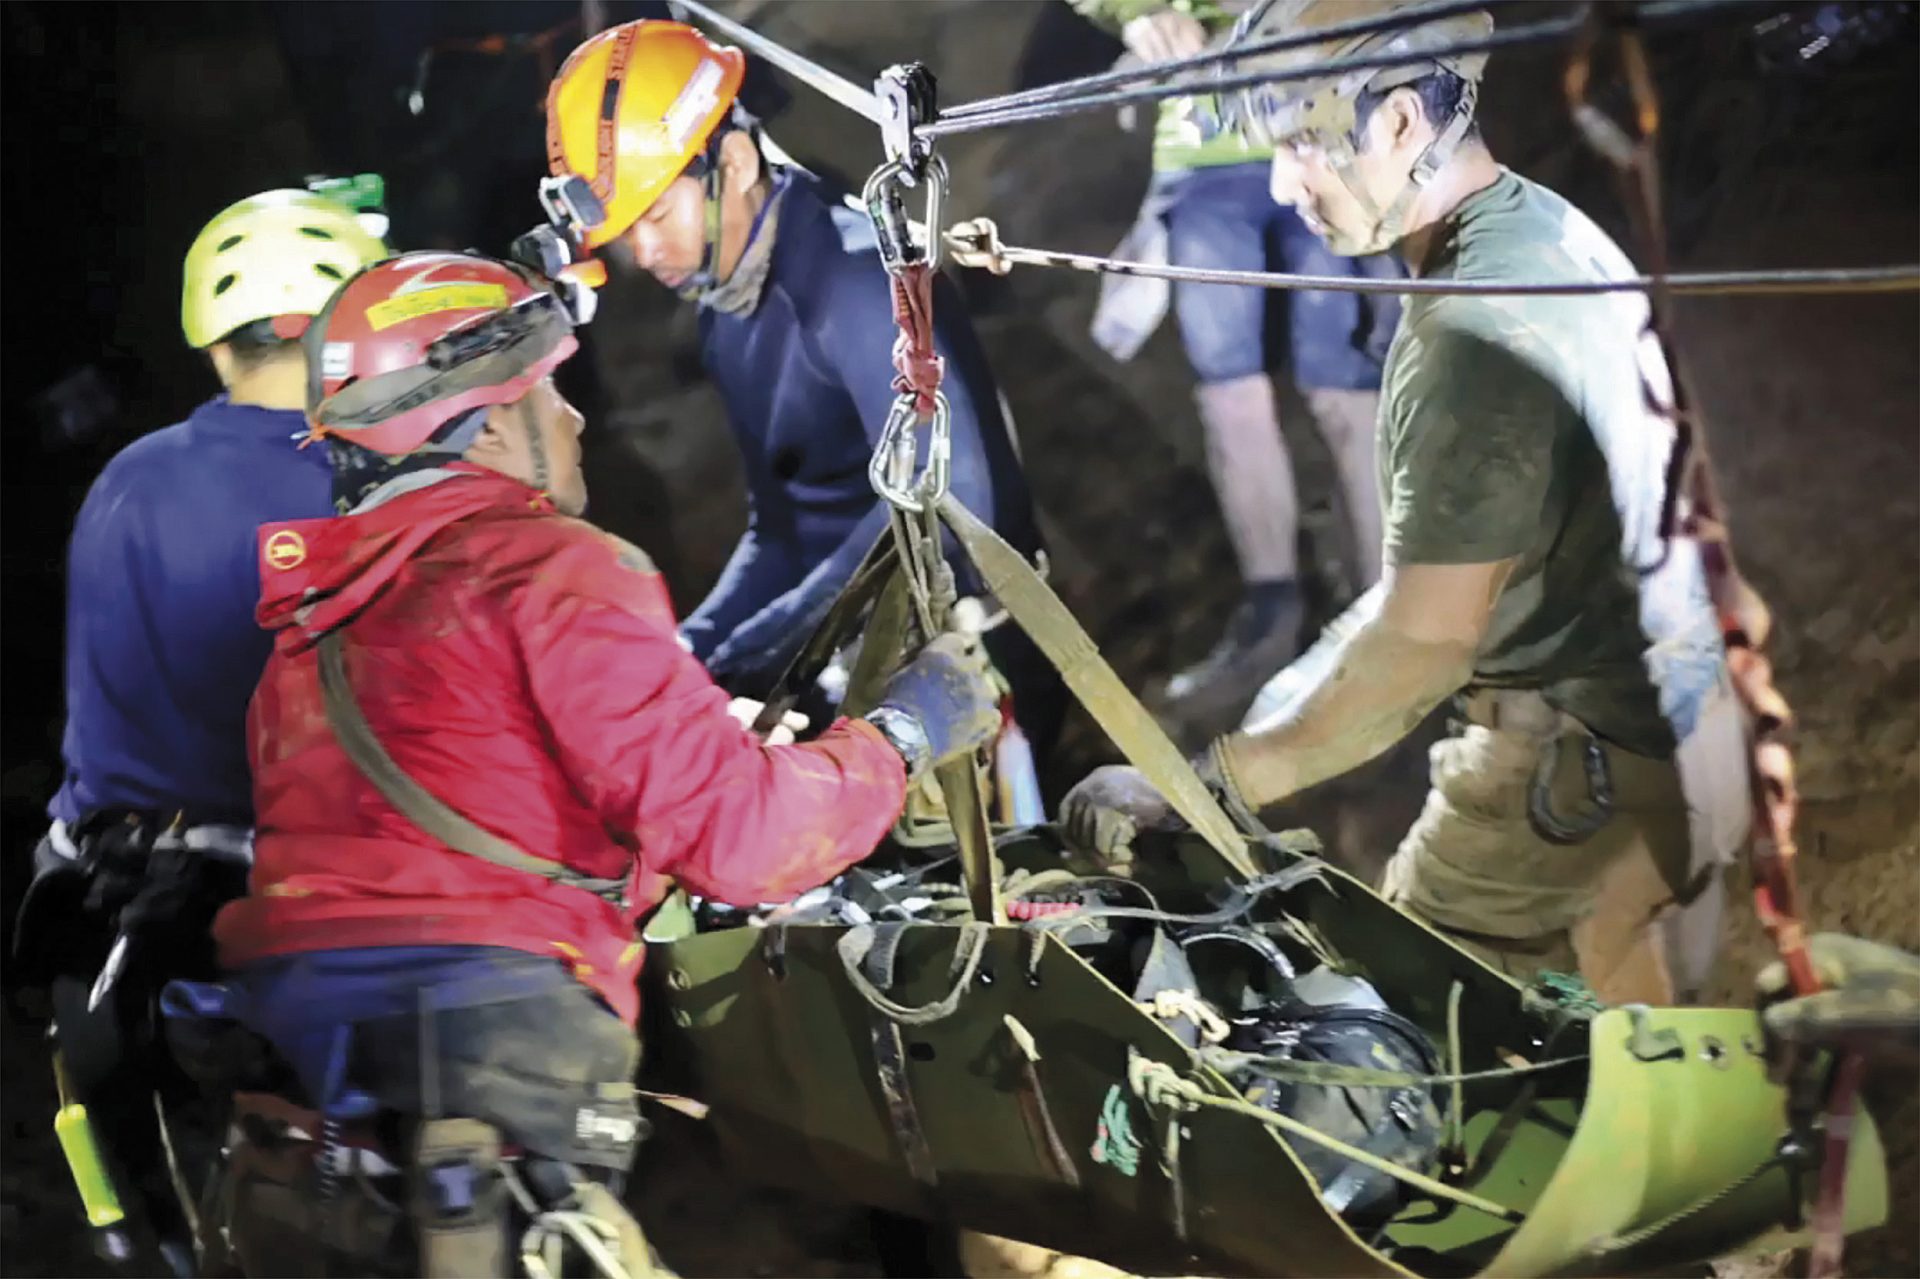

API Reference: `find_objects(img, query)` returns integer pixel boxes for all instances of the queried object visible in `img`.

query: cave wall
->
[2,1,1913,1274]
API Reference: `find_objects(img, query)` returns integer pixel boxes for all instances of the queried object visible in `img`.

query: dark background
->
[3,2,1916,1273]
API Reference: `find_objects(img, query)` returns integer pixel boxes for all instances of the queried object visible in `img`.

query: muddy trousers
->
[1379,692,1697,1006]
[214,957,661,1277]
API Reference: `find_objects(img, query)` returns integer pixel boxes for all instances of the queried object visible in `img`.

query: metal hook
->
[862,156,949,274]
[868,392,952,514]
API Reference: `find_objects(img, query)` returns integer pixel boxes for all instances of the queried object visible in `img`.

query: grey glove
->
[1758,933,1920,1068]
[1060,766,1179,866]
[1060,742,1262,867]
[865,633,1002,778]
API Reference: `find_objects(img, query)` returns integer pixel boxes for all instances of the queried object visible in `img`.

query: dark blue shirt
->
[682,171,1041,684]
[52,396,333,826]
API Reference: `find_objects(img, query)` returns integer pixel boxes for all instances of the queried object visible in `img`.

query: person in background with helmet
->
[10,188,387,1271]
[1068,0,1403,743]
[209,250,1002,1277]
[1063,0,1752,1009]
[541,19,1065,763]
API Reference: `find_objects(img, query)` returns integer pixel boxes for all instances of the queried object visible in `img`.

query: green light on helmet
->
[306,173,391,243]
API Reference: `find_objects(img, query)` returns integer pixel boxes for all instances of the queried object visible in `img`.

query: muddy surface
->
[3,2,1914,1276]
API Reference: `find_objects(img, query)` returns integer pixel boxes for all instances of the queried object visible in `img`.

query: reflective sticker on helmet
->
[264,529,308,571]
[364,283,510,331]
[321,342,354,379]
[662,58,726,151]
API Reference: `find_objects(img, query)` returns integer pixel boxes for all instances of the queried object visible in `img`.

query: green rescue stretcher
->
[646,825,1887,1277]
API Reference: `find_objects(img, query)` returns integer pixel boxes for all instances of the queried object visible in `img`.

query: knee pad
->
[411,1118,509,1278]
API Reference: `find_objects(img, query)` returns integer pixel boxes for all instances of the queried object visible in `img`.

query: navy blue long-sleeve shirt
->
[51,396,334,826]
[680,171,1042,685]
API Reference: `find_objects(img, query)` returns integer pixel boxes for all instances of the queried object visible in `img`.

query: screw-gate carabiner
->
[868,391,952,514]
[863,156,949,275]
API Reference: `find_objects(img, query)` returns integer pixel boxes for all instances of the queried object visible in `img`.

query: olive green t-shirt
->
[1379,169,1726,757]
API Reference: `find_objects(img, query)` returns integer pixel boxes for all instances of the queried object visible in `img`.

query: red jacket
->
[214,466,907,1023]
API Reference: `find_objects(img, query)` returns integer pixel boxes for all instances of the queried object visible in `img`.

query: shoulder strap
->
[314,630,627,905]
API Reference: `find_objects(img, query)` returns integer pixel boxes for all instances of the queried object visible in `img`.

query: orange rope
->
[1564,12,1858,1274]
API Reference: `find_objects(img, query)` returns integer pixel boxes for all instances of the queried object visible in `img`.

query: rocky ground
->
[3,1,1914,1275]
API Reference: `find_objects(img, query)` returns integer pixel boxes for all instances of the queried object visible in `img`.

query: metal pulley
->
[876,62,938,179]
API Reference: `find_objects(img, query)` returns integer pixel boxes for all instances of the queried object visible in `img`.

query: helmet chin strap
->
[1328,80,1479,255]
[676,130,732,304]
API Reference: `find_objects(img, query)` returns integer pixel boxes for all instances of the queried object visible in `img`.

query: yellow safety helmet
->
[544,19,747,251]
[181,190,389,350]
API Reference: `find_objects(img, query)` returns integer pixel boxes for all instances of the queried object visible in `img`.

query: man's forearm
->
[1222,613,1474,806]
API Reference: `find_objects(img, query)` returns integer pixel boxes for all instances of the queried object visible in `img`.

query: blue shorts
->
[1160,161,1400,390]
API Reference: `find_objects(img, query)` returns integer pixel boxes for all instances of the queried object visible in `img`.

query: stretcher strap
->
[936,496,1260,881]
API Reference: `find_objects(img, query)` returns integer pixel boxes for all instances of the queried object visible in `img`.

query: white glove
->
[726,697,810,747]
[1121,10,1208,64]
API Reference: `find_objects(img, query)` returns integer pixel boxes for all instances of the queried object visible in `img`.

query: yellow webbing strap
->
[936,496,1259,881]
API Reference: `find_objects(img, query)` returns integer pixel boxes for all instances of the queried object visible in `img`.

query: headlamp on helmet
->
[510,175,611,327]
[304,252,581,458]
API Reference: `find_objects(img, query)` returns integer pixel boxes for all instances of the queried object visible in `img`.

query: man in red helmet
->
[207,251,1002,1276]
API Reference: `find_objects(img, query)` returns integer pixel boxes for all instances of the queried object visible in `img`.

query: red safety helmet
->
[304,252,579,457]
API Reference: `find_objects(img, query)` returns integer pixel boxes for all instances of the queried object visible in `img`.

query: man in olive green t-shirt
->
[1063,1,1750,1005]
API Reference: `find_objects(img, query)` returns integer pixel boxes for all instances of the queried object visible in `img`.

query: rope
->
[1022,862,1329,934]
[836,921,992,1026]
[1562,10,1859,1272]
[1127,1055,1525,1224]
[671,0,882,124]
[943,220,1920,298]
[1445,981,1467,1158]
[918,11,1588,141]
[935,0,1502,123]
[920,0,1764,140]
[1200,1046,1587,1090]
[890,263,944,416]
[1137,990,1233,1045]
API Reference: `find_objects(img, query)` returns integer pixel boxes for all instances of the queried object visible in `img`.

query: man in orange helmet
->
[542,19,1065,762]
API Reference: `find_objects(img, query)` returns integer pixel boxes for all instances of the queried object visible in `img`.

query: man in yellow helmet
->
[1065,1,1752,1008]
[541,19,1065,761]
[13,187,387,1269]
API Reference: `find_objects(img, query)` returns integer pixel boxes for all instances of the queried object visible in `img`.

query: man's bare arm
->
[1220,559,1517,806]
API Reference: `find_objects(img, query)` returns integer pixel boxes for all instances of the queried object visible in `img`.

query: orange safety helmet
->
[545,20,747,251]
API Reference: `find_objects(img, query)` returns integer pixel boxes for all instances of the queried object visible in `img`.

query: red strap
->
[889,262,944,417]
[1567,20,1854,1268]
[1808,1053,1864,1278]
